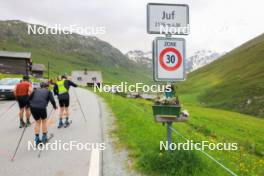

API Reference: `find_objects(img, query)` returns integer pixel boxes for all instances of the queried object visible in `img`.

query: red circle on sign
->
[159,47,182,71]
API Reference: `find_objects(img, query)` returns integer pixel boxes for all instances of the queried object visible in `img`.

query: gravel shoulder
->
[98,96,141,176]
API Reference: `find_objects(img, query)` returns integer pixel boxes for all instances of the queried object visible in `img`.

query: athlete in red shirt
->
[14,75,33,128]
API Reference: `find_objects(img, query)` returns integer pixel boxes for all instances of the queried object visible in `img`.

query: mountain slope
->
[0,20,152,83]
[126,50,152,68]
[186,50,224,73]
[178,33,264,117]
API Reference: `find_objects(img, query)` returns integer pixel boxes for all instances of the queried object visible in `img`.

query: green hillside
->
[178,33,264,117]
[0,20,152,83]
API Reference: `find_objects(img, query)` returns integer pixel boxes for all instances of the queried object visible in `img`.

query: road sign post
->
[148,3,190,151]
[167,122,172,152]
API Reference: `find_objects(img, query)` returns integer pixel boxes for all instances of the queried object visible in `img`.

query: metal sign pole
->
[167,122,172,152]
[165,80,173,152]
[166,34,172,38]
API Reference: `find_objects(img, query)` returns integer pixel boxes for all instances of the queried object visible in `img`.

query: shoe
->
[35,136,40,146]
[57,120,63,128]
[42,134,48,144]
[65,120,70,126]
[26,119,31,127]
[19,120,25,128]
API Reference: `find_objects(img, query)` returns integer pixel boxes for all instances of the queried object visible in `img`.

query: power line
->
[169,127,238,176]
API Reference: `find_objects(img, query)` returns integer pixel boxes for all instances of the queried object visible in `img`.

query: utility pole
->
[48,61,50,80]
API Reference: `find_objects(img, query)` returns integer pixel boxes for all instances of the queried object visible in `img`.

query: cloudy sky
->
[1,0,264,56]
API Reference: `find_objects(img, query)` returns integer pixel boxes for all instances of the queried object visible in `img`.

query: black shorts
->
[16,96,29,109]
[59,98,70,107]
[30,107,47,121]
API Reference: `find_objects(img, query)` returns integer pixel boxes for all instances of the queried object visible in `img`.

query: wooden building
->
[71,70,102,86]
[0,51,31,75]
[32,64,46,78]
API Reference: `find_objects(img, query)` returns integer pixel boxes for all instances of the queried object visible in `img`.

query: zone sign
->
[153,37,185,81]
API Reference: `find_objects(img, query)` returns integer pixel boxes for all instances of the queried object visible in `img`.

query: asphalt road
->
[0,88,103,176]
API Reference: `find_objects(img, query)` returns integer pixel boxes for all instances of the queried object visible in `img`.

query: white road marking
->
[88,149,100,176]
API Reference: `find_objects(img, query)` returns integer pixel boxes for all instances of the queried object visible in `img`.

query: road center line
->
[88,149,100,176]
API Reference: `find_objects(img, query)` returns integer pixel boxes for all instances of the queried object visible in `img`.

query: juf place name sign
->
[147,3,190,35]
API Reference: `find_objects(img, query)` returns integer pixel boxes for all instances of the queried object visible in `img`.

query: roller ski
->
[37,133,54,158]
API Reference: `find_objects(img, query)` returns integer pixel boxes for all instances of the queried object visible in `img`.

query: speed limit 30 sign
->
[153,37,186,81]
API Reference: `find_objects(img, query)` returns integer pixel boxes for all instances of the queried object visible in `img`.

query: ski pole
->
[46,108,56,125]
[10,126,27,162]
[73,89,87,122]
[47,108,54,119]
[0,102,16,119]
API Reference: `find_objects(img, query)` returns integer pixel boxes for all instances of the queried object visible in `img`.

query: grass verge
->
[97,92,264,176]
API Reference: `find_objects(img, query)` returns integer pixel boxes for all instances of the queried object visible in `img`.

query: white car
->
[0,78,21,99]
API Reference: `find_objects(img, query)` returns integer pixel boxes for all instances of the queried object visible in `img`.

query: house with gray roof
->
[32,64,46,78]
[71,70,102,86]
